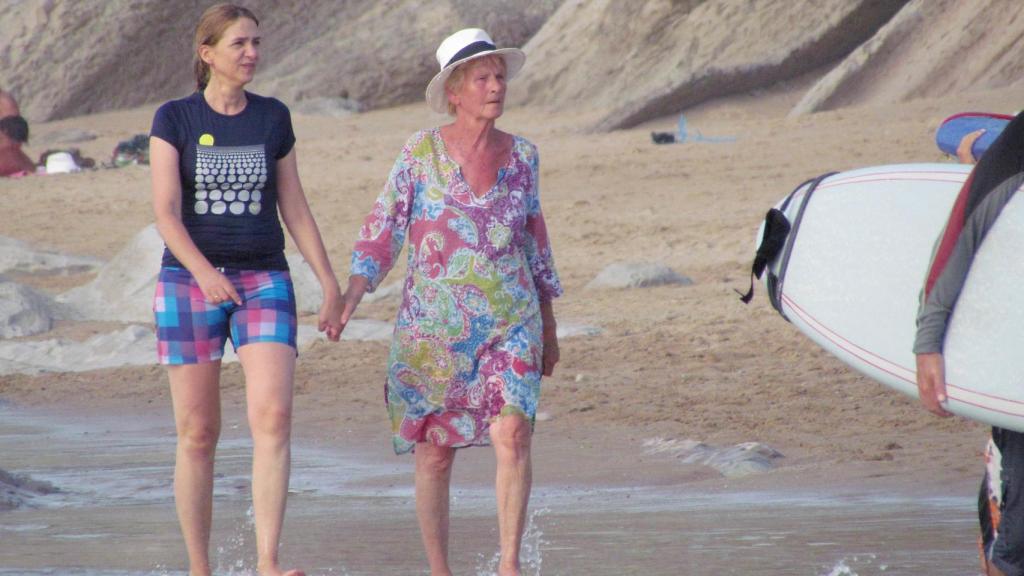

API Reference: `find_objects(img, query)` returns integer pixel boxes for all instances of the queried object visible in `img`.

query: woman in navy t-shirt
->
[149,5,340,576]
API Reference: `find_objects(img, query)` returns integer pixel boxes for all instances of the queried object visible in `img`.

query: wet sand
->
[0,405,980,575]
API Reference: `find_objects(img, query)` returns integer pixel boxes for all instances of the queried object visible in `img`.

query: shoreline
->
[0,379,984,499]
[0,401,982,575]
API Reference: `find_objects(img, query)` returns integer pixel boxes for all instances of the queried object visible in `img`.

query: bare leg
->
[168,362,223,576]
[238,343,304,576]
[490,415,532,576]
[415,442,457,576]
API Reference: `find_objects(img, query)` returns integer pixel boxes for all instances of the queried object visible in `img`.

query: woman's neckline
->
[200,89,251,118]
[433,127,516,199]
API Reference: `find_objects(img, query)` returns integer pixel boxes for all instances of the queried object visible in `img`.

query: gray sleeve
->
[913,174,1024,353]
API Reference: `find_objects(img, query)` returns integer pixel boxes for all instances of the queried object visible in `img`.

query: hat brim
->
[425,48,525,114]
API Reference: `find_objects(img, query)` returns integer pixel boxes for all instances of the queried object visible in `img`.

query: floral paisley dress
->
[351,128,562,454]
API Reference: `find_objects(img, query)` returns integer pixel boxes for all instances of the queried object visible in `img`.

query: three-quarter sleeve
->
[522,146,563,302]
[351,146,416,292]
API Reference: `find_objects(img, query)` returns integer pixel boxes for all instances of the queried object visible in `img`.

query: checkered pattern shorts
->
[154,266,297,365]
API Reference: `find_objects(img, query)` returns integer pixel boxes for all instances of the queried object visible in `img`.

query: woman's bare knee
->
[177,419,220,460]
[490,416,532,463]
[247,402,292,440]
[416,444,456,478]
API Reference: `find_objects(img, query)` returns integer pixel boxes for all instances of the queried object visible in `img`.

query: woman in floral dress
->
[339,28,561,576]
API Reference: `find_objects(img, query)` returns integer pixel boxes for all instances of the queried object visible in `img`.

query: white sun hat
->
[424,28,526,114]
[45,151,81,174]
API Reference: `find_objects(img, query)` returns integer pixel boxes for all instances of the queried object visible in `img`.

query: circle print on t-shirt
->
[193,144,267,217]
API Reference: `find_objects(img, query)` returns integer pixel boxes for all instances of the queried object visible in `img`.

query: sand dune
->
[793,0,1024,115]
[0,0,559,122]
[511,0,907,130]
[7,1,1024,128]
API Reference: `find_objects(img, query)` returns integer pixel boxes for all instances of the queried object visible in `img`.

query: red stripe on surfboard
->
[824,167,969,179]
[780,293,1024,416]
[781,293,911,374]
[784,172,967,206]
[780,168,966,205]
[942,394,1024,419]
[941,112,1015,123]
[825,170,968,181]
[945,382,1024,407]
[827,169,969,178]
[819,174,968,189]
[780,293,915,384]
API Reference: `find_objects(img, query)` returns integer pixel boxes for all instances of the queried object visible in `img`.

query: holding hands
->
[319,284,344,342]
[338,275,369,337]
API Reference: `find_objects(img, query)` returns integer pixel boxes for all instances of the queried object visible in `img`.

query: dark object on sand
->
[652,114,738,145]
[111,134,150,166]
[651,131,676,144]
[0,115,29,143]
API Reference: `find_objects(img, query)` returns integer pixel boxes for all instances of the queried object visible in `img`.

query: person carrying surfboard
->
[916,110,1024,576]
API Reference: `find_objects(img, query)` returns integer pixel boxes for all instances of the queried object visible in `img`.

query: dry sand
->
[3,79,1014,499]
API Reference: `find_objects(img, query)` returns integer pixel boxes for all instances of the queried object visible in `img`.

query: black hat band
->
[445,41,497,69]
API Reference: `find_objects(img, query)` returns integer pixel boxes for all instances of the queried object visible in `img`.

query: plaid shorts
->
[154,266,297,365]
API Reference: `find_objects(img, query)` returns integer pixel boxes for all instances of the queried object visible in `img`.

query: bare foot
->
[258,565,305,576]
[497,565,521,576]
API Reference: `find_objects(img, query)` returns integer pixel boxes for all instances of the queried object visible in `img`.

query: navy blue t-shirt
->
[151,91,295,270]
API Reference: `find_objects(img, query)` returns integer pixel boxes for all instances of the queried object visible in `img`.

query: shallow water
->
[0,407,981,576]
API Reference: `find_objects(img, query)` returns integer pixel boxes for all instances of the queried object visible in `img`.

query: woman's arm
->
[150,136,240,304]
[276,148,343,341]
[521,146,562,376]
[340,274,369,334]
[521,147,563,302]
[340,143,417,335]
[540,299,559,376]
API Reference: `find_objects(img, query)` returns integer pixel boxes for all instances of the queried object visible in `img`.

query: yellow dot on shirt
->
[199,133,214,146]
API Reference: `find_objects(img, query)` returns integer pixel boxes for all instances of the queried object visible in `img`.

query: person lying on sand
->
[0,106,35,177]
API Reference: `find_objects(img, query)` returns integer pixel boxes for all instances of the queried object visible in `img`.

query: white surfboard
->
[944,191,1024,429]
[760,163,1024,432]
